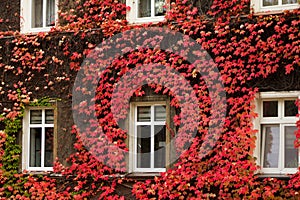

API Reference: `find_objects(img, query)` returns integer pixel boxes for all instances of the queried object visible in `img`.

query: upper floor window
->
[126,0,167,24]
[251,0,299,13]
[254,91,300,175]
[20,0,58,33]
[22,108,55,171]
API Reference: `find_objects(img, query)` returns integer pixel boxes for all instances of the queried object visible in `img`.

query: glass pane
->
[283,0,297,4]
[137,106,151,122]
[155,0,165,16]
[154,106,166,121]
[30,110,42,124]
[44,127,54,167]
[154,125,166,168]
[284,100,298,117]
[263,0,278,6]
[263,125,280,168]
[30,128,42,167]
[138,0,151,18]
[45,109,54,124]
[32,0,43,28]
[137,125,151,168]
[46,0,55,26]
[285,126,298,168]
[263,101,278,117]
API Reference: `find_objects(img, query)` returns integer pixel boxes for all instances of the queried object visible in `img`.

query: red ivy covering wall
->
[0,0,299,199]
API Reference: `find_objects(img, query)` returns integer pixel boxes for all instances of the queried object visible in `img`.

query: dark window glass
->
[284,100,298,117]
[263,101,278,117]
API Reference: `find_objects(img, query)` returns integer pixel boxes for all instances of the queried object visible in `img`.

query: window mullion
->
[43,0,46,27]
[151,105,155,169]
[151,0,155,17]
[279,124,284,172]
[41,110,45,168]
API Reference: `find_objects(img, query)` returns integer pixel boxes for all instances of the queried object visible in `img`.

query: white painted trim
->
[22,107,54,172]
[129,102,166,173]
[20,0,58,34]
[126,0,165,24]
[254,91,300,175]
[251,0,299,14]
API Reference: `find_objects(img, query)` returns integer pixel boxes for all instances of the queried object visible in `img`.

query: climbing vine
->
[0,0,299,199]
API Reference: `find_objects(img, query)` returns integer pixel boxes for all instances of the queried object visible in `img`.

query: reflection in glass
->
[283,0,297,4]
[263,125,280,168]
[32,0,43,28]
[30,110,42,124]
[137,106,151,122]
[154,125,166,168]
[45,109,54,124]
[137,125,151,168]
[285,126,298,168]
[46,0,55,26]
[154,106,166,121]
[30,128,42,167]
[263,101,278,117]
[155,0,165,16]
[263,0,278,6]
[138,0,151,18]
[45,127,54,167]
[284,100,298,117]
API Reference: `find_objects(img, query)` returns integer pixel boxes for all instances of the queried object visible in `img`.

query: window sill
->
[125,172,162,180]
[252,5,300,15]
[255,173,291,180]
[20,26,56,35]
[127,16,165,25]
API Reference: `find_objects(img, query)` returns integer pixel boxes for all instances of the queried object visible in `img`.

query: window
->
[129,102,168,173]
[254,91,300,175]
[20,0,58,33]
[22,108,55,171]
[251,0,299,13]
[126,0,167,24]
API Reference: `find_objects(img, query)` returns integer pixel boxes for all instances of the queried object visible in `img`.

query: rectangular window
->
[126,0,167,24]
[256,92,299,174]
[131,103,167,172]
[20,0,57,33]
[23,108,55,171]
[251,0,299,13]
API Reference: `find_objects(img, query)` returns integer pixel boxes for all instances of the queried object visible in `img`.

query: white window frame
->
[22,107,55,172]
[254,91,300,175]
[129,101,167,173]
[126,0,166,24]
[251,0,299,13]
[20,0,58,34]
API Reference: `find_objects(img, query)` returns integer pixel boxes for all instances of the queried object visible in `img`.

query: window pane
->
[263,0,278,6]
[137,125,151,168]
[30,110,42,124]
[285,126,298,168]
[45,109,54,124]
[154,125,166,168]
[155,0,165,16]
[284,100,298,117]
[263,101,278,117]
[154,105,166,121]
[263,125,280,168]
[44,127,54,167]
[138,0,151,17]
[32,0,43,28]
[137,106,151,122]
[46,0,55,26]
[30,128,42,167]
[283,0,297,4]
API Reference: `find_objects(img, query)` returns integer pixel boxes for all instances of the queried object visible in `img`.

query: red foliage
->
[0,0,299,199]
